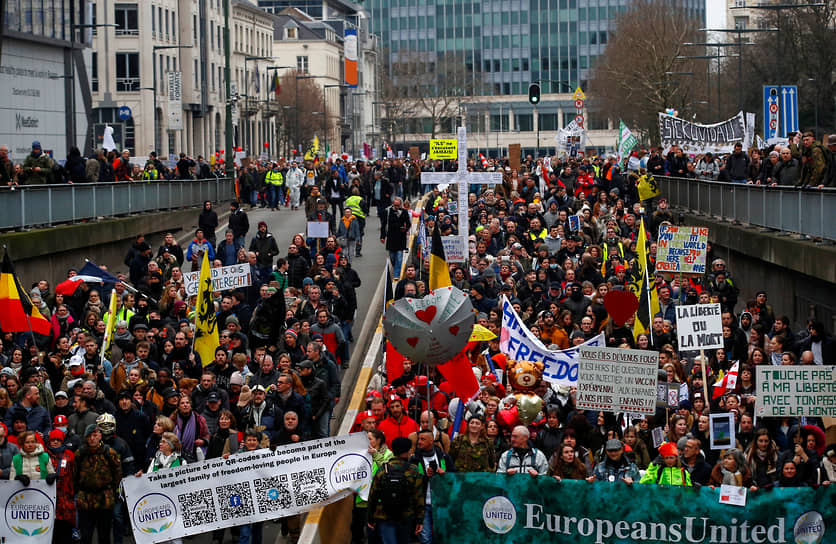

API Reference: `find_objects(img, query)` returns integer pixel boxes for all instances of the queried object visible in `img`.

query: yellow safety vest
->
[345,195,366,219]
[266,170,284,186]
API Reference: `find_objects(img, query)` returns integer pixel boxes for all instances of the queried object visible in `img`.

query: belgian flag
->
[428,222,452,291]
[0,252,51,335]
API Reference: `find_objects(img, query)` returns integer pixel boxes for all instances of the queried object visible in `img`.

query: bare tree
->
[275,70,326,155]
[589,1,709,144]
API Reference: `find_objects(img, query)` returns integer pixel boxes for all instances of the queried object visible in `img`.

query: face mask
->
[549,264,558,269]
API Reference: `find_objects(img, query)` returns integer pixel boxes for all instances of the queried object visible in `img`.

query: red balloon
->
[214,151,219,156]
[218,159,224,164]
[341,154,348,160]
[496,407,520,431]
[236,147,242,152]
[264,142,269,148]
[292,149,297,154]
[219,149,225,154]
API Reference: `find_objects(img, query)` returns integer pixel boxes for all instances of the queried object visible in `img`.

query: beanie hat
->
[49,429,65,442]
[658,442,678,457]
[391,437,413,456]
[230,371,244,386]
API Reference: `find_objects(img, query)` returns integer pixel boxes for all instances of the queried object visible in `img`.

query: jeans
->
[389,250,404,278]
[377,520,411,544]
[112,500,124,544]
[250,189,259,206]
[419,505,432,544]
[345,240,357,263]
[234,236,246,250]
[239,522,263,544]
[79,508,112,544]
[314,408,332,438]
[268,185,280,208]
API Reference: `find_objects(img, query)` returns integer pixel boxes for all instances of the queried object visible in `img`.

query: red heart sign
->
[604,290,640,326]
[449,326,460,336]
[406,337,419,348]
[415,306,437,324]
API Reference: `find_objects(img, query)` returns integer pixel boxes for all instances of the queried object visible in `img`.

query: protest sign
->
[658,110,748,155]
[123,433,372,544]
[576,347,658,414]
[307,221,330,239]
[0,480,55,543]
[509,144,521,171]
[500,297,604,387]
[656,225,709,274]
[429,139,457,159]
[433,474,834,544]
[409,146,420,161]
[719,485,748,507]
[710,412,735,450]
[183,264,252,296]
[676,303,723,350]
[755,366,836,417]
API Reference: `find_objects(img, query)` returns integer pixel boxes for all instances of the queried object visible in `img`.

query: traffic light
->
[528,83,541,105]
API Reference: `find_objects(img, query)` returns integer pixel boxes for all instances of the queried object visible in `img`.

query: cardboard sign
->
[569,215,581,232]
[429,139,457,159]
[307,221,330,239]
[183,264,252,296]
[576,347,659,414]
[676,303,723,350]
[409,146,420,161]
[509,143,521,171]
[656,225,709,274]
[755,366,836,417]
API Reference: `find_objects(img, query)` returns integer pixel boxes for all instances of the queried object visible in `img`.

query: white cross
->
[420,127,501,262]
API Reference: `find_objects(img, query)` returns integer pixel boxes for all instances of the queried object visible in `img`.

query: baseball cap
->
[207,392,222,403]
[251,385,267,393]
[605,439,624,451]
[298,360,315,370]
[54,391,68,400]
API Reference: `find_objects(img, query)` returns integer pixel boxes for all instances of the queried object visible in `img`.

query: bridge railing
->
[655,176,836,242]
[0,178,235,230]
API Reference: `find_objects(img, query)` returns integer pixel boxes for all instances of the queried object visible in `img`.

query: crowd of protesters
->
[0,133,834,544]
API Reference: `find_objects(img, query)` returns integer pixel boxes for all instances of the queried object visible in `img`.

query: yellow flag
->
[304,135,320,160]
[428,222,452,291]
[194,251,219,367]
[469,323,497,341]
[630,217,661,341]
[102,289,118,360]
[638,174,660,202]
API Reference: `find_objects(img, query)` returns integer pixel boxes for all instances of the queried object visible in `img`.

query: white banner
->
[755,366,836,418]
[556,120,586,156]
[500,297,605,387]
[167,71,183,131]
[182,263,252,296]
[124,433,372,544]
[655,225,709,274]
[576,346,659,414]
[676,303,723,351]
[659,111,747,155]
[0,480,56,542]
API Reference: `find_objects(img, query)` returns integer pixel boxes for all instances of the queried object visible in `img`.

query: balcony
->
[116,77,140,92]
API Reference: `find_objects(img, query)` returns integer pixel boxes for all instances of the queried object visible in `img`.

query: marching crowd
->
[0,134,834,544]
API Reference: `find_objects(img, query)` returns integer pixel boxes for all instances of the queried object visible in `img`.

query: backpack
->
[379,462,411,519]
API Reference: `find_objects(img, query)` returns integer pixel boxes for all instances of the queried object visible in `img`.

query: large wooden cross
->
[420,127,502,261]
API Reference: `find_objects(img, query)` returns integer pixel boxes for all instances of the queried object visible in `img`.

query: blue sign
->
[118,106,132,120]
[763,85,798,139]
[780,85,798,138]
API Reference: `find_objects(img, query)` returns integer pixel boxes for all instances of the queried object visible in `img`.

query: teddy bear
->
[499,359,545,426]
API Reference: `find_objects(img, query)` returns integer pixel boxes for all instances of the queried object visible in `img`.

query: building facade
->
[2,0,91,162]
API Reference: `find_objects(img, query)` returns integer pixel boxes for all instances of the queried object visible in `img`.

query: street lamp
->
[697,28,778,111]
[294,74,334,155]
[808,78,819,136]
[323,84,345,157]
[152,44,193,153]
[351,91,368,156]
[677,53,740,118]
[264,66,293,153]
[243,56,273,153]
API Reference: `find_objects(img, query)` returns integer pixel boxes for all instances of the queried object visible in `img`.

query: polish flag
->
[712,361,739,399]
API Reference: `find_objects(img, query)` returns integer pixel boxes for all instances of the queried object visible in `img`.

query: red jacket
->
[377,415,418,446]
[48,448,76,523]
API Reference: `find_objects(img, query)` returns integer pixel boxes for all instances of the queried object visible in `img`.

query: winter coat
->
[591,456,640,482]
[9,443,55,480]
[249,232,279,268]
[47,447,76,522]
[228,208,250,239]
[22,151,54,184]
[496,447,549,475]
[0,438,20,479]
[640,463,692,486]
[380,206,411,252]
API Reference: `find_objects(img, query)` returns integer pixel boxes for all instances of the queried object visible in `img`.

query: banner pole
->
[700,348,709,403]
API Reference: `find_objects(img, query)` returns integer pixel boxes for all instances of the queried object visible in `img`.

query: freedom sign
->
[500,297,604,387]
[183,264,252,296]
[433,473,834,544]
[656,225,709,274]
[123,434,372,544]
[755,366,836,417]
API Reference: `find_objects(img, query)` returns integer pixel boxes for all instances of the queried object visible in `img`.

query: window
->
[515,113,533,132]
[151,4,155,36]
[115,52,140,91]
[194,15,198,44]
[734,16,748,30]
[490,114,509,131]
[297,55,309,73]
[194,59,199,87]
[91,52,99,92]
[171,11,176,41]
[91,3,98,35]
[114,4,139,36]
[539,113,558,131]
[211,62,216,92]
[165,9,169,39]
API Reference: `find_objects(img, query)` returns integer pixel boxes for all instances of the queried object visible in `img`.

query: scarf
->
[720,466,742,486]
[177,411,197,454]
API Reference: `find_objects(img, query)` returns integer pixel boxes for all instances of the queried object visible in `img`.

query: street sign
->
[780,85,798,138]
[574,99,585,109]
[571,87,586,100]
[118,106,132,121]
[575,114,584,125]
[763,85,798,139]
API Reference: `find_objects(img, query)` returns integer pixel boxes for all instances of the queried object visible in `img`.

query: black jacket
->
[228,209,250,239]
[381,206,411,252]
[249,232,279,268]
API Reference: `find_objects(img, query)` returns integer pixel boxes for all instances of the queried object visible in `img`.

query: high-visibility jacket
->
[266,170,284,186]
[345,195,366,219]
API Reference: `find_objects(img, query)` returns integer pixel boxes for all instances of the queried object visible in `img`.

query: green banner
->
[432,474,833,544]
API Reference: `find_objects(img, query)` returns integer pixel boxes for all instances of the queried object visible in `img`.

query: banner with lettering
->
[183,263,252,296]
[0,480,56,543]
[659,111,747,155]
[500,297,604,387]
[433,473,833,544]
[123,434,372,544]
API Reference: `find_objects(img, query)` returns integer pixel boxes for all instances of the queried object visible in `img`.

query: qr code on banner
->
[292,468,328,507]
[253,475,293,514]
[216,482,255,521]
[178,489,217,529]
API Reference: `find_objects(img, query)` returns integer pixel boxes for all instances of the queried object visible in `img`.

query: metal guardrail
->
[0,178,235,230]
[656,176,836,242]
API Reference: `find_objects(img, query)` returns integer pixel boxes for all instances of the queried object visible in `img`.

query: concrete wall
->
[0,205,219,286]
[682,215,836,332]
